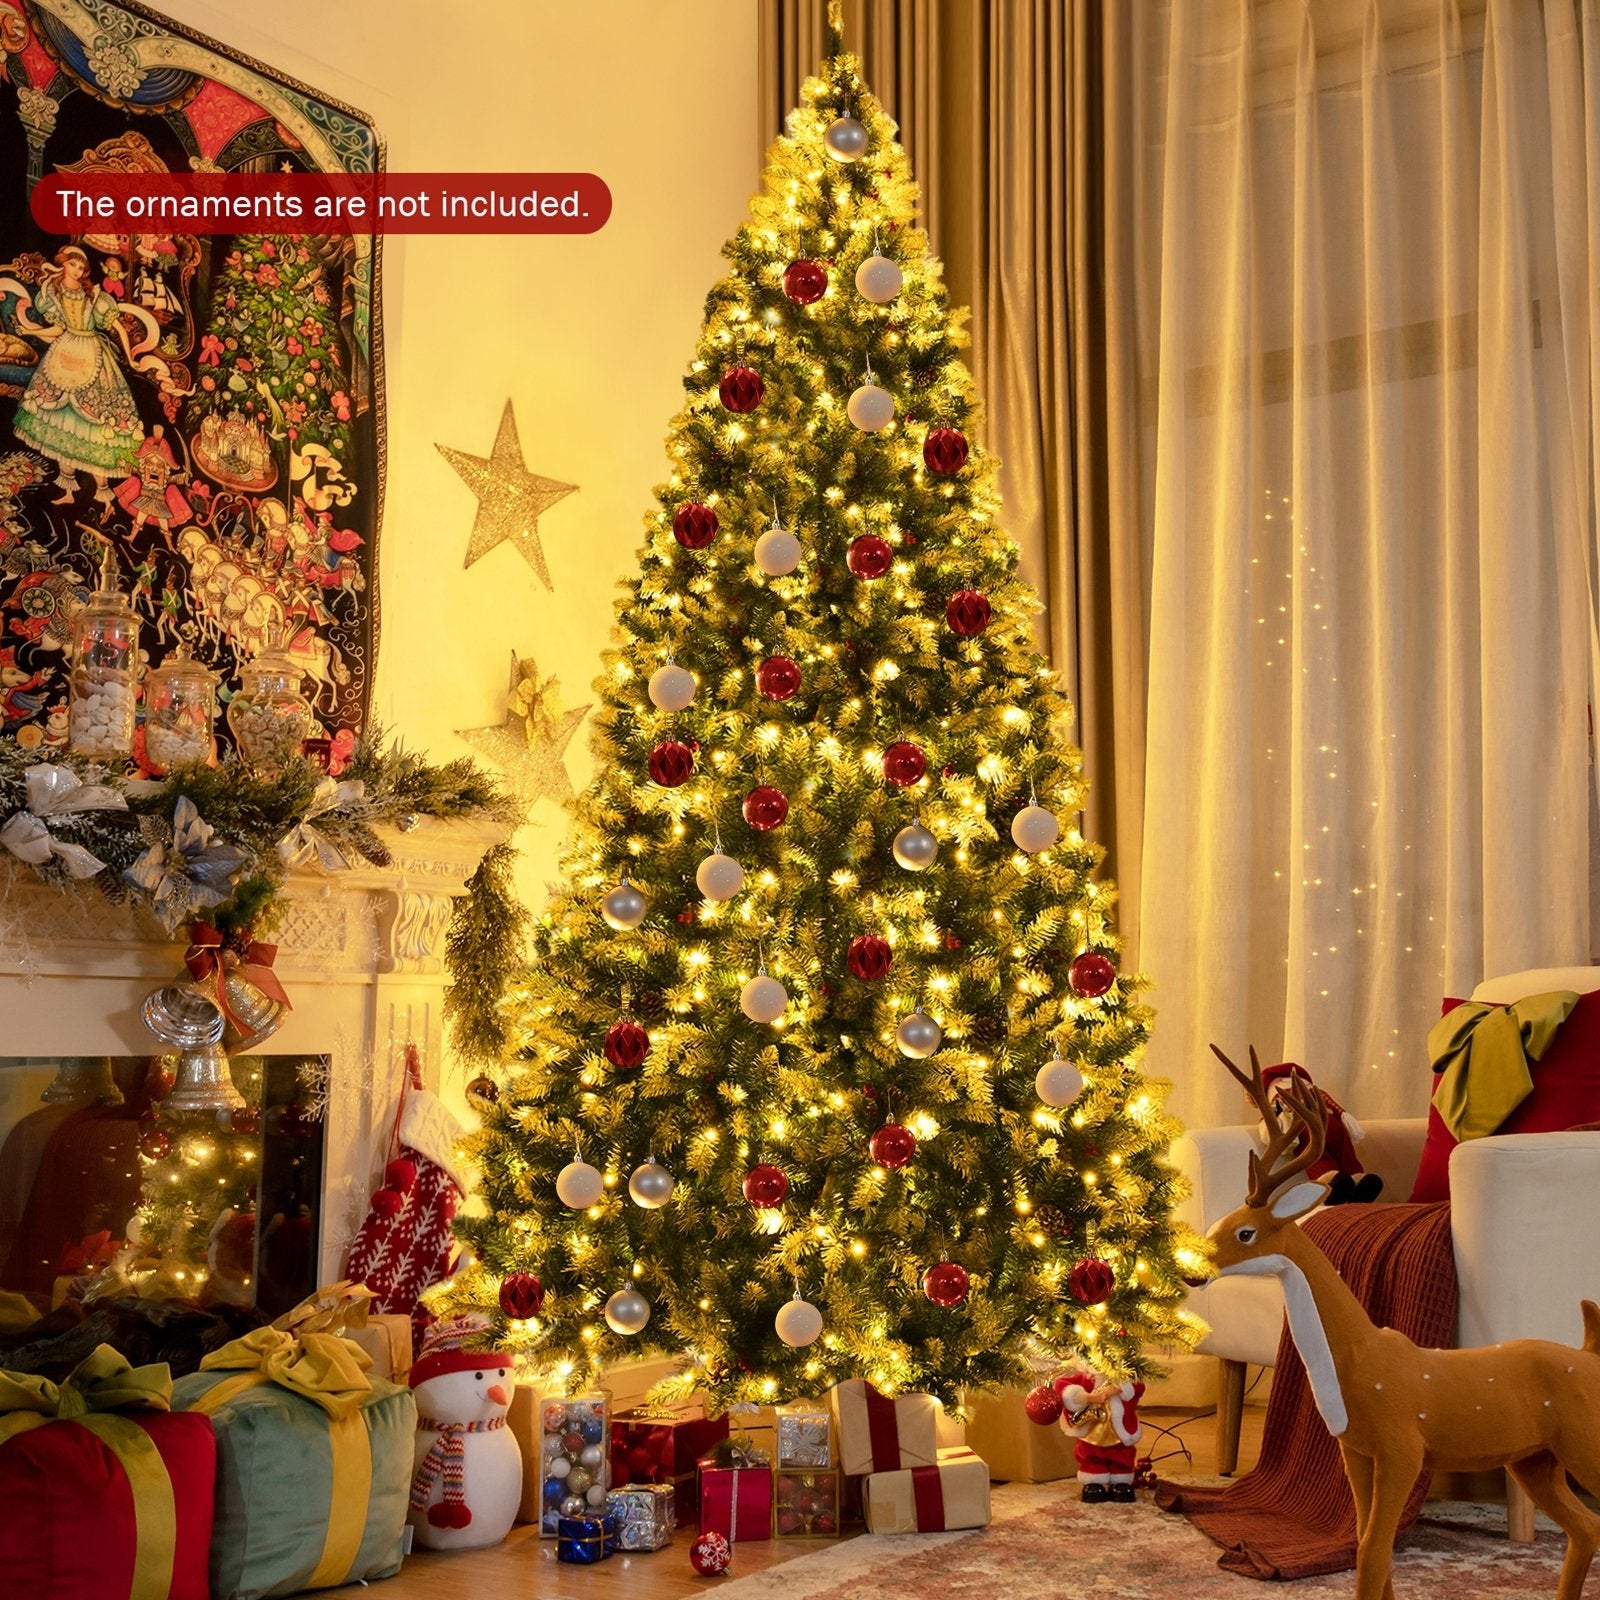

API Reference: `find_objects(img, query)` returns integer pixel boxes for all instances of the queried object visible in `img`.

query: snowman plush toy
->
[408,1313,522,1550]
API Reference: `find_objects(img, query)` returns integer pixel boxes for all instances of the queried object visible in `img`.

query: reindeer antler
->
[1210,1043,1329,1208]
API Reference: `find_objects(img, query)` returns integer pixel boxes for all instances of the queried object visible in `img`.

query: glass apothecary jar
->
[227,643,313,776]
[69,544,139,758]
[142,645,217,773]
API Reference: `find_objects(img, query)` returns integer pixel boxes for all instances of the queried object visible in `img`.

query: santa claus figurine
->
[1258,1061,1382,1204]
[1056,1369,1145,1503]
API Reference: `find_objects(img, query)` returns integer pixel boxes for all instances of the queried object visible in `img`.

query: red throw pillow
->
[1409,989,1600,1202]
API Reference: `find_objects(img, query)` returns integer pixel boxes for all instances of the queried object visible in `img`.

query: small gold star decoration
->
[456,652,590,813]
[437,399,577,589]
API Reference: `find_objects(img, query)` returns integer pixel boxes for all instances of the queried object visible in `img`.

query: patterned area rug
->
[718,1485,1565,1599]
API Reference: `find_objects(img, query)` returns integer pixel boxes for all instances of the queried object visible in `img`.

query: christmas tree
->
[437,25,1202,1407]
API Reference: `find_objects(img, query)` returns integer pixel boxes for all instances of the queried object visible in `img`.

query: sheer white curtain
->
[1135,0,1600,1128]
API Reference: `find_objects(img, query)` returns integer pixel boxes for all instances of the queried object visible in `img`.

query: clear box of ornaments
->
[539,1394,611,1536]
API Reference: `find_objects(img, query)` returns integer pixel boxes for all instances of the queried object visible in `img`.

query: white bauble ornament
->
[897,1007,942,1058]
[1036,1056,1086,1108]
[580,1444,605,1470]
[754,524,803,576]
[740,974,788,1024]
[1011,804,1060,854]
[648,663,696,713]
[847,382,895,432]
[601,879,648,930]
[824,115,868,161]
[775,1293,824,1348]
[855,252,903,303]
[605,1287,652,1335]
[549,1454,571,1479]
[628,1159,675,1209]
[556,1160,605,1209]
[585,1483,608,1507]
[892,821,939,871]
[696,851,745,901]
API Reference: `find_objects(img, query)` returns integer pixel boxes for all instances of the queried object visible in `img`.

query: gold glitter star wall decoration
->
[437,399,577,589]
[456,652,590,814]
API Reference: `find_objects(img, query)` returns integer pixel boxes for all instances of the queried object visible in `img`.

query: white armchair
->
[1170,968,1600,1541]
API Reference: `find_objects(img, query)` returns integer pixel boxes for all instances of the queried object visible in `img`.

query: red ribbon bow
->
[184,921,291,1039]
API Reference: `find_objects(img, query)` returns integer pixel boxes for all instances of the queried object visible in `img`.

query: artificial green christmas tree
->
[438,26,1202,1407]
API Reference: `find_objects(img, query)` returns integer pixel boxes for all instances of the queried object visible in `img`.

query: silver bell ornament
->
[740,972,788,1024]
[556,1159,606,1209]
[897,1006,943,1058]
[824,115,869,161]
[604,1286,652,1335]
[892,820,939,871]
[628,1158,675,1209]
[647,662,696,712]
[1036,1056,1086,1108]
[696,850,745,901]
[602,878,649,930]
[1011,803,1060,854]
[775,1290,824,1348]
[855,252,903,303]
[754,522,802,577]
[847,379,895,432]
[141,982,247,1112]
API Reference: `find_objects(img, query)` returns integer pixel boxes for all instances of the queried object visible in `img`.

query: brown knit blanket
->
[1155,1202,1456,1579]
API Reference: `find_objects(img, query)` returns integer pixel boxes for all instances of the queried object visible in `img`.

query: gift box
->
[862,1446,992,1534]
[963,1386,1075,1482]
[776,1400,833,1467]
[173,1297,416,1598]
[557,1513,613,1564]
[831,1378,939,1476]
[611,1404,728,1528]
[0,1344,217,1600]
[606,1483,674,1551]
[774,1467,841,1537]
[698,1450,773,1542]
[528,1392,609,1537]
[342,1313,413,1382]
[724,1401,779,1465]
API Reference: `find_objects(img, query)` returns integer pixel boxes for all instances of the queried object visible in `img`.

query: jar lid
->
[150,642,217,685]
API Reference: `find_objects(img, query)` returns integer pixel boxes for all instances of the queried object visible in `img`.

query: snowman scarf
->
[410,1416,506,1527]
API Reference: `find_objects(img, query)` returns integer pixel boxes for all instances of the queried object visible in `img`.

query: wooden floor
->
[349,1405,1268,1600]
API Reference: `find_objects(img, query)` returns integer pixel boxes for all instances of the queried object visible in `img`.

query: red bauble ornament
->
[690,1530,732,1576]
[946,589,992,636]
[648,739,695,787]
[563,1430,586,1455]
[847,534,892,579]
[923,426,970,475]
[922,1261,970,1307]
[1069,1256,1116,1305]
[868,1121,917,1169]
[813,1513,838,1534]
[743,784,789,830]
[882,741,928,787]
[775,1507,805,1536]
[605,1017,650,1069]
[756,656,801,701]
[673,502,719,549]
[499,1271,545,1320]
[1068,951,1117,998]
[782,260,828,304]
[742,1163,790,1207]
[846,933,892,981]
[719,367,763,412]
[139,1129,170,1161]
[1024,1383,1064,1426]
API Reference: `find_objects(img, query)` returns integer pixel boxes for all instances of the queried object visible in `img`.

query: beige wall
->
[153,0,761,902]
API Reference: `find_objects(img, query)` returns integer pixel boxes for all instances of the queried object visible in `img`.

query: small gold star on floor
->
[437,399,577,589]
[456,652,590,813]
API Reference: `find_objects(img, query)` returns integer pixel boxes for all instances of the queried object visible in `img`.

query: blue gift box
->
[557,1514,613,1564]
[601,1510,620,1557]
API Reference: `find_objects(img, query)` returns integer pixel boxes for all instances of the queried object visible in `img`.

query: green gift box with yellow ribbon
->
[173,1302,417,1600]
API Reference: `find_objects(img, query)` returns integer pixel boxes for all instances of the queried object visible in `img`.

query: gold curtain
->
[757,2,1150,944]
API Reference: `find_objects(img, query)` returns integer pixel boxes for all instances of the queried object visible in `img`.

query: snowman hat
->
[410,1313,513,1388]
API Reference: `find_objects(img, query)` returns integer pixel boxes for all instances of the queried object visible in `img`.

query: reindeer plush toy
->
[1206,1045,1600,1600]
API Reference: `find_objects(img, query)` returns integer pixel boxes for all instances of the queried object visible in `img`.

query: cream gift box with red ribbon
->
[861,1446,992,1534]
[830,1378,939,1476]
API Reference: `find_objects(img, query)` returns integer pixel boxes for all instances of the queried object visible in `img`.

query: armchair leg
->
[1506,1471,1535,1543]
[1217,1358,1247,1476]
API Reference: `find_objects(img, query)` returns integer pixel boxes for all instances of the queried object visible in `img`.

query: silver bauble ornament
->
[601,879,648,930]
[847,381,895,432]
[556,1159,606,1209]
[628,1159,675,1209]
[696,851,745,901]
[561,1494,586,1518]
[775,1293,824,1348]
[1036,1057,1086,1108]
[824,115,869,161]
[892,821,939,871]
[855,252,903,303]
[580,1444,604,1470]
[648,663,696,712]
[897,1007,943,1058]
[740,973,788,1024]
[754,525,802,576]
[1011,804,1061,854]
[604,1286,652,1335]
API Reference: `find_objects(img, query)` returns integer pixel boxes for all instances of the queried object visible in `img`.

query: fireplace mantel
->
[0,815,507,1279]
